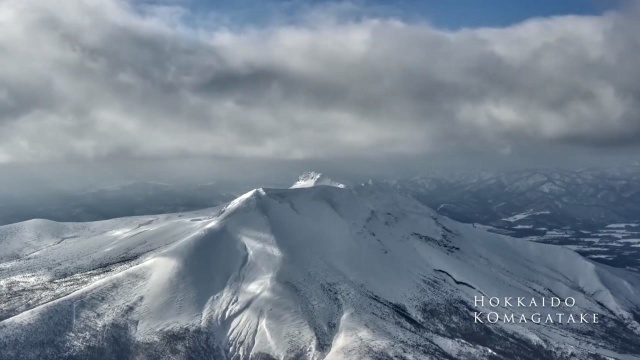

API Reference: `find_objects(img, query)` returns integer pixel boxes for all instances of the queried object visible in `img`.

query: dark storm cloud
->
[0,0,639,164]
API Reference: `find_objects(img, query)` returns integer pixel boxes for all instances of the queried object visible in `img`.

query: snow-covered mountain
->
[1,180,640,359]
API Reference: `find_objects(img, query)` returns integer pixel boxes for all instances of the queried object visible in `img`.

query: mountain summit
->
[290,171,346,189]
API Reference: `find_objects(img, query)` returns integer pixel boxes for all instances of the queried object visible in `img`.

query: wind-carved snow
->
[1,184,640,359]
[290,172,346,189]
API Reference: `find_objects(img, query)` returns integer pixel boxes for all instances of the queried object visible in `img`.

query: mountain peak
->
[290,171,346,189]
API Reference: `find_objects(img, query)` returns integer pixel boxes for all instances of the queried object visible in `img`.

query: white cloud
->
[0,0,638,164]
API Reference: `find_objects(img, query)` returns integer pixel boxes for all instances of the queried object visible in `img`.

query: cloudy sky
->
[0,0,638,186]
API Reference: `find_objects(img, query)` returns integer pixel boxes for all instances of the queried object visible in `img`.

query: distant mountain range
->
[380,167,640,229]
[0,181,236,226]
[374,167,640,271]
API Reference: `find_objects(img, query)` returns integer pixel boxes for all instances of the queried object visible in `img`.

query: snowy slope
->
[1,183,640,359]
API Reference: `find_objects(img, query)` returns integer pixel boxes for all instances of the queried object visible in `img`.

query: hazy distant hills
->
[0,182,236,226]
[383,168,640,229]
[379,167,640,271]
